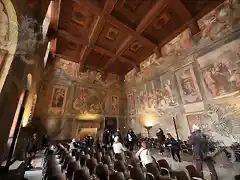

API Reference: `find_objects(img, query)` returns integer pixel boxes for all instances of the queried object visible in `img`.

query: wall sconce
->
[144,121,153,138]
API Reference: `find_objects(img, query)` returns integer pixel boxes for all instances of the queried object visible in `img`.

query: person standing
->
[126,129,136,151]
[165,133,181,162]
[115,128,123,142]
[113,136,127,161]
[188,127,218,180]
[156,128,166,154]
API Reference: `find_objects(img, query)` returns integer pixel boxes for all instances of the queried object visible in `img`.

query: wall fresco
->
[111,95,119,115]
[175,64,202,104]
[73,87,107,114]
[197,39,240,98]
[124,0,240,140]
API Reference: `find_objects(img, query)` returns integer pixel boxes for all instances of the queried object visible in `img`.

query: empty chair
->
[146,162,162,180]
[86,158,97,175]
[129,166,145,180]
[157,159,171,177]
[114,160,126,173]
[109,172,125,180]
[146,172,155,180]
[96,163,109,180]
[94,151,102,163]
[185,165,203,180]
[101,155,112,166]
[174,171,190,180]
[47,173,65,180]
[235,175,240,180]
[73,167,91,180]
[66,160,81,180]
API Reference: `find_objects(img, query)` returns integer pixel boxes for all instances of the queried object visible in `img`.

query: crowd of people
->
[67,127,219,180]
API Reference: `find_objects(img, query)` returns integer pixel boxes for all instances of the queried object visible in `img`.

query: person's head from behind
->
[192,125,201,135]
[141,141,147,149]
[158,128,163,134]
[114,136,119,143]
[166,133,172,139]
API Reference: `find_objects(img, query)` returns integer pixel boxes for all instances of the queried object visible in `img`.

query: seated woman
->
[112,136,127,161]
[165,133,181,162]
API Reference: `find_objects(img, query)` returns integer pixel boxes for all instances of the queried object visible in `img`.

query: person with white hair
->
[112,136,127,160]
[188,126,218,180]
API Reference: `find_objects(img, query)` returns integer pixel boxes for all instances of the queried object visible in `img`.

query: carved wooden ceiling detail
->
[54,0,224,76]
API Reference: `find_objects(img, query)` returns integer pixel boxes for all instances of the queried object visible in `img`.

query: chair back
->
[86,158,97,175]
[109,172,125,180]
[96,163,109,180]
[130,167,145,180]
[235,175,240,180]
[114,160,126,173]
[185,165,201,178]
[73,167,91,180]
[157,159,170,169]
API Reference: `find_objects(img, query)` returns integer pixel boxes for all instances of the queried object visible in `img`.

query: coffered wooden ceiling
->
[55,0,224,76]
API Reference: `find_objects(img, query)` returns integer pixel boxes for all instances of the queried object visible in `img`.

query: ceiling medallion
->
[105,27,119,41]
[73,11,87,27]
[129,41,142,52]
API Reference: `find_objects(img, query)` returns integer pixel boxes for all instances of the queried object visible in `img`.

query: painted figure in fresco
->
[52,88,65,108]
[112,96,118,114]
[0,1,8,44]
[203,67,217,96]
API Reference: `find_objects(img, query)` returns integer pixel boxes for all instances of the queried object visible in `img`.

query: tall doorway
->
[104,117,117,132]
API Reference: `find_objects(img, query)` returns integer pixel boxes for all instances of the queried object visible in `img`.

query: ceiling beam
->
[105,14,157,48]
[92,45,115,57]
[79,0,118,72]
[57,30,88,45]
[79,47,91,72]
[103,35,134,70]
[136,0,168,34]
[170,0,200,35]
[50,0,61,53]
[120,57,137,67]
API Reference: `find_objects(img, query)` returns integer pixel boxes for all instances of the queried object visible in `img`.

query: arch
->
[0,0,18,93]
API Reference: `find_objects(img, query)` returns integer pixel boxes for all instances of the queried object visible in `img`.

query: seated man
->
[112,136,127,161]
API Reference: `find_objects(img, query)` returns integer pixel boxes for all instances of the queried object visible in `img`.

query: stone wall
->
[35,58,125,140]
[0,0,51,162]
[124,0,240,145]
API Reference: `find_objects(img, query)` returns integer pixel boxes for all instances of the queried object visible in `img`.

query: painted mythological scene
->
[73,87,107,114]
[175,64,202,104]
[197,39,240,98]
[136,73,179,116]
[111,95,119,115]
[50,86,67,108]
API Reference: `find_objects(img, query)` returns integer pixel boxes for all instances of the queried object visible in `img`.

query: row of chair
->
[42,143,240,180]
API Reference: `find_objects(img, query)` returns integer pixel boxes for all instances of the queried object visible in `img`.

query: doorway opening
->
[104,117,117,132]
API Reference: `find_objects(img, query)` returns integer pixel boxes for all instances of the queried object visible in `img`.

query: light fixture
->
[144,121,153,138]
